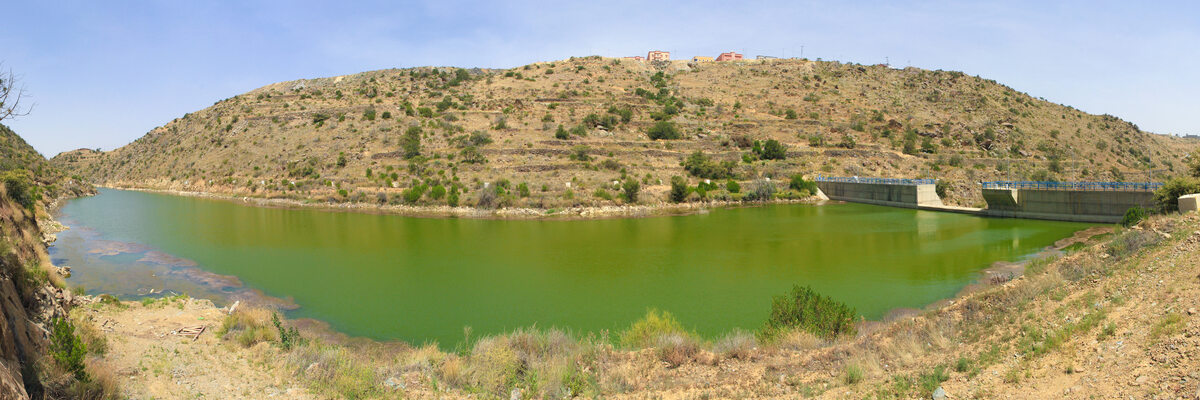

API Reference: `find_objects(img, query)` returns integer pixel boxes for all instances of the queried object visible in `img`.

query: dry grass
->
[218,306,277,347]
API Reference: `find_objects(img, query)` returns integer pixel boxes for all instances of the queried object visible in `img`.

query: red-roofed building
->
[716,52,743,61]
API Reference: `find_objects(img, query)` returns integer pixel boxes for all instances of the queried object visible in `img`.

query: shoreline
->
[100,184,824,220]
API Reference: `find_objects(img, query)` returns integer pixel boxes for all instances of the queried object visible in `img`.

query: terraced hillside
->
[52,57,1196,210]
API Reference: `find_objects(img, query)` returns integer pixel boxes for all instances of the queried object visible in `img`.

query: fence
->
[980,181,1162,191]
[814,176,935,185]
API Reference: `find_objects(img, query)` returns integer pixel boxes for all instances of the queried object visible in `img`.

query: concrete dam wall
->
[981,188,1155,223]
[816,181,944,209]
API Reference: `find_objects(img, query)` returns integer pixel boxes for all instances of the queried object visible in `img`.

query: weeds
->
[759,285,857,342]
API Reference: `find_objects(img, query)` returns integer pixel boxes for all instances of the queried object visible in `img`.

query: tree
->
[759,139,787,160]
[401,126,422,159]
[622,180,640,203]
[669,176,689,203]
[646,121,680,140]
[0,63,32,121]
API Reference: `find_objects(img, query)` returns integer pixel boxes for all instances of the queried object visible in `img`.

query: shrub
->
[554,124,569,140]
[362,109,377,121]
[50,317,88,381]
[592,188,613,201]
[430,185,446,200]
[669,176,689,203]
[935,180,950,199]
[1121,206,1146,227]
[620,309,690,348]
[744,179,776,201]
[1105,230,1159,259]
[758,139,787,160]
[654,334,698,368]
[682,151,734,179]
[219,307,276,347]
[646,121,680,140]
[336,152,347,167]
[403,185,427,204]
[713,329,756,360]
[785,109,798,119]
[477,186,499,208]
[726,180,741,193]
[459,146,486,164]
[273,313,302,350]
[1153,177,1200,212]
[401,126,422,159]
[569,146,592,162]
[788,175,817,195]
[758,285,857,342]
[617,180,640,203]
[2,171,38,210]
[447,186,460,207]
[843,363,864,385]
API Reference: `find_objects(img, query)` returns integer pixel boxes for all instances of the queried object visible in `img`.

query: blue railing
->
[815,176,935,185]
[981,181,1162,191]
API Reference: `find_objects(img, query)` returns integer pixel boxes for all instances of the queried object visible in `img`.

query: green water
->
[52,189,1090,345]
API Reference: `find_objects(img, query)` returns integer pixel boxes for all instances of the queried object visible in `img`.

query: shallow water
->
[52,188,1091,345]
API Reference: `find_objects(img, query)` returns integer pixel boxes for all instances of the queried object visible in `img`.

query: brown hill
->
[51,57,1197,210]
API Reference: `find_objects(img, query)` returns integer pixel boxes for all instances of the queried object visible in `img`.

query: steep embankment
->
[0,124,101,399]
[52,57,1197,211]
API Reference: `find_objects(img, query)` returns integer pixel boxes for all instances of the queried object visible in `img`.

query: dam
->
[815,177,1159,223]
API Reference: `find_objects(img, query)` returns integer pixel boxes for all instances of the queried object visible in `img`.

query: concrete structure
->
[815,178,943,209]
[691,56,713,62]
[647,51,670,61]
[756,55,779,60]
[981,188,1156,223]
[623,56,644,61]
[716,52,743,61]
[1179,194,1200,213]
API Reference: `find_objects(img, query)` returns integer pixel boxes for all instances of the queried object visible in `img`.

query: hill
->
[51,57,1197,211]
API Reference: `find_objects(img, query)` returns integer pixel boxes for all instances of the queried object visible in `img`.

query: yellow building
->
[691,56,713,62]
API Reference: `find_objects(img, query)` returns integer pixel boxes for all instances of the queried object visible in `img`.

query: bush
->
[646,121,680,140]
[682,151,734,179]
[935,181,950,199]
[788,175,817,195]
[758,285,857,342]
[516,183,530,198]
[430,185,446,200]
[401,126,422,159]
[726,180,741,193]
[843,363,864,385]
[744,179,776,201]
[654,334,698,368]
[713,329,756,360]
[362,109,377,121]
[569,146,592,162]
[273,313,302,350]
[1121,206,1147,227]
[758,139,787,160]
[622,180,640,203]
[554,124,569,140]
[620,309,690,348]
[2,171,38,210]
[669,176,689,203]
[50,317,88,381]
[447,186,460,207]
[1153,177,1200,213]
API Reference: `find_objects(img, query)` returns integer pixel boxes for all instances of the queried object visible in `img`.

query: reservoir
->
[52,188,1090,345]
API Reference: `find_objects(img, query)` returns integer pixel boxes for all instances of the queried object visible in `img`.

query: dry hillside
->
[52,57,1197,209]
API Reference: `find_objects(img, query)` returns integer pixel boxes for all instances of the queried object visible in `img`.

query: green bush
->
[447,186,460,207]
[1121,206,1147,227]
[758,285,857,342]
[646,121,680,140]
[2,171,38,210]
[554,124,569,140]
[622,180,640,203]
[726,180,741,193]
[788,175,817,195]
[401,126,422,159]
[430,185,447,200]
[935,181,949,199]
[362,109,377,121]
[757,139,787,160]
[669,176,689,203]
[620,309,690,348]
[1153,177,1200,213]
[50,317,88,381]
[273,313,302,350]
[682,151,734,179]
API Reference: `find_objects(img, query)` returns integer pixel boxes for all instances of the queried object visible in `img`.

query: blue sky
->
[2,1,1197,156]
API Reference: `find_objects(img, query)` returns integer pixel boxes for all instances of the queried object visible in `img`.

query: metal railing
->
[980,181,1162,191]
[814,176,935,185]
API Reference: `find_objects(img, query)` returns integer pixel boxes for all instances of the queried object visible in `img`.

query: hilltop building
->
[623,56,645,61]
[692,56,713,62]
[647,50,670,61]
[756,55,778,60]
[716,52,743,61]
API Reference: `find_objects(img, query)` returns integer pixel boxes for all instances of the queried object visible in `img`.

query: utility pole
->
[800,45,805,59]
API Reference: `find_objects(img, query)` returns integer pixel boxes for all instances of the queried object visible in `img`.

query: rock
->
[509,387,522,400]
[1131,375,1149,386]
[1188,308,1197,316]
[931,386,947,399]
[383,377,404,390]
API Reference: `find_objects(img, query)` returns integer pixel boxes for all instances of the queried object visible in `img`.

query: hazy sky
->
[3,1,1197,157]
